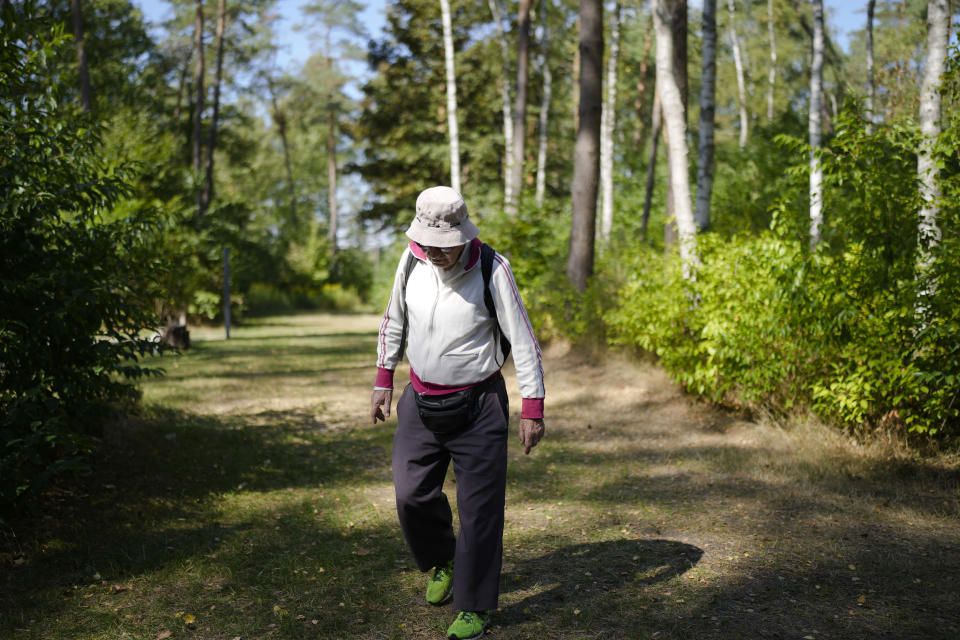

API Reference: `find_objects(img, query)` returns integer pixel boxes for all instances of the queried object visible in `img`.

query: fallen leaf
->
[857,594,867,605]
[156,631,172,640]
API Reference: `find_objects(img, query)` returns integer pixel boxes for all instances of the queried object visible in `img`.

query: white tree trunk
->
[440,0,461,192]
[917,0,951,263]
[535,0,553,208]
[808,0,824,248]
[695,0,717,232]
[599,1,621,243]
[727,0,748,149]
[488,0,514,203]
[766,0,776,122]
[865,0,875,132]
[654,0,697,277]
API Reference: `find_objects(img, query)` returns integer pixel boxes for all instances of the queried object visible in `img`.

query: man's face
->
[419,243,465,270]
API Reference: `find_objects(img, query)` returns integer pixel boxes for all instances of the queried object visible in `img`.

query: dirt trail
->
[492,340,960,639]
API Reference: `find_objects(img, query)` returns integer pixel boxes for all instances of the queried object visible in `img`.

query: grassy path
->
[2,313,959,639]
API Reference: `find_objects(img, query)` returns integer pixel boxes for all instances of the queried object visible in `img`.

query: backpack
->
[399,243,511,366]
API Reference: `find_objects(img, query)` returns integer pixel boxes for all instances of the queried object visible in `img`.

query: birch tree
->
[695,0,717,232]
[535,0,553,208]
[599,1,621,243]
[440,0,461,192]
[507,0,533,215]
[727,0,748,148]
[865,0,875,131]
[916,0,951,270]
[567,0,603,292]
[808,0,824,248]
[766,0,776,122]
[654,0,697,275]
[488,0,514,203]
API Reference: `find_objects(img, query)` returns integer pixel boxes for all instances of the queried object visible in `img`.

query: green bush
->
[0,5,163,505]
[605,100,960,440]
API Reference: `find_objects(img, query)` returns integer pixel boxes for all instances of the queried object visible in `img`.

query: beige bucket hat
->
[405,186,480,248]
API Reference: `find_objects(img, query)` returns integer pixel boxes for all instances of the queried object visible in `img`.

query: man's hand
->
[371,389,393,423]
[518,418,545,454]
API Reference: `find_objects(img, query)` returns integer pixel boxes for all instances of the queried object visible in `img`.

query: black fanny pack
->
[414,375,498,434]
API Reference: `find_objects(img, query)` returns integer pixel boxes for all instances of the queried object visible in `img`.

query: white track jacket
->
[375,239,545,419]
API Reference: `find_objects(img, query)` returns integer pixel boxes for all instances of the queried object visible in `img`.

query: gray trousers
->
[392,374,509,612]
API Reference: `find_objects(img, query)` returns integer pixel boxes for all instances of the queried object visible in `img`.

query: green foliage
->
[1,4,166,505]
[605,100,960,440]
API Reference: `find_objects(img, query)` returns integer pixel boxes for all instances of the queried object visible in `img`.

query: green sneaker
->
[446,610,490,640]
[425,558,454,605]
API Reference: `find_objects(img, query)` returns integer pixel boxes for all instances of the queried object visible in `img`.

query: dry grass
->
[2,313,959,639]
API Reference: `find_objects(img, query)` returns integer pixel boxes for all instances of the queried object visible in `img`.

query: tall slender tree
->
[567,0,603,291]
[70,0,92,112]
[641,87,661,239]
[917,0,951,270]
[661,0,687,250]
[727,0,748,148]
[599,0,621,243]
[766,0,776,122]
[440,0,461,192]
[695,0,717,232]
[865,0,875,132]
[632,10,654,150]
[655,0,697,276]
[489,0,514,203]
[199,0,226,217]
[808,0,824,248]
[535,0,553,208]
[192,0,205,216]
[506,0,533,215]
[302,0,367,251]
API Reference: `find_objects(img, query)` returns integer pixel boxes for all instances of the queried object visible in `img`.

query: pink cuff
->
[375,367,395,389]
[521,397,544,420]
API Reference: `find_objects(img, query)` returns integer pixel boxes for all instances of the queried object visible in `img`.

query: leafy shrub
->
[605,101,960,440]
[0,6,163,505]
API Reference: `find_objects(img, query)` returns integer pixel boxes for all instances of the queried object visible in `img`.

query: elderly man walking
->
[370,186,546,639]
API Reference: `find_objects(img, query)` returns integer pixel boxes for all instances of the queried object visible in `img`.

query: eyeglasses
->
[416,243,458,254]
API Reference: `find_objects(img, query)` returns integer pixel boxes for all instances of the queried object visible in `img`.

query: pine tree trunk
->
[70,0,92,112]
[507,0,533,215]
[327,109,339,252]
[267,78,296,227]
[641,87,661,239]
[632,10,654,150]
[440,0,461,192]
[808,0,824,248]
[192,0,205,214]
[200,0,226,217]
[567,0,603,292]
[727,0,748,149]
[695,0,717,232]
[488,0,514,204]
[655,0,697,276]
[174,42,194,121]
[599,1,621,243]
[766,0,776,122]
[535,0,553,208]
[917,0,951,267]
[865,0,876,132]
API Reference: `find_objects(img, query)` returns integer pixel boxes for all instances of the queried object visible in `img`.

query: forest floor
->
[2,312,960,640]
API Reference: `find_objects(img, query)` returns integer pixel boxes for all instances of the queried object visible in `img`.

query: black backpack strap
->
[398,250,418,363]
[480,243,511,364]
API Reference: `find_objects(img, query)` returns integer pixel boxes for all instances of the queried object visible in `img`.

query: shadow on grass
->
[498,539,702,630]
